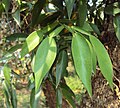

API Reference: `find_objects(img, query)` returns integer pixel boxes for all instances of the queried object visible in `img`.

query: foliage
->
[0,0,120,107]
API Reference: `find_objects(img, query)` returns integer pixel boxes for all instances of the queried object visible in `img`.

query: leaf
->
[2,0,10,13]
[0,3,4,17]
[12,9,21,27]
[5,44,22,55]
[21,30,43,58]
[34,37,57,93]
[30,88,41,108]
[49,25,64,37]
[11,85,17,108]
[0,54,13,63]
[90,36,113,89]
[65,0,75,19]
[82,22,93,32]
[113,15,120,42]
[87,41,97,73]
[78,1,87,27]
[6,33,28,41]
[52,0,63,10]
[56,88,62,108]
[56,50,68,88]
[105,2,120,15]
[32,0,46,26]
[3,64,11,85]
[71,26,93,36]
[61,84,75,108]
[2,81,11,108]
[21,22,58,58]
[72,33,92,96]
[90,23,100,35]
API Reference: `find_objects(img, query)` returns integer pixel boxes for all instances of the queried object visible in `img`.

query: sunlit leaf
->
[90,36,113,89]
[113,15,120,42]
[3,64,11,85]
[21,30,43,58]
[72,33,92,96]
[65,0,75,19]
[21,22,58,58]
[49,25,64,37]
[34,37,57,93]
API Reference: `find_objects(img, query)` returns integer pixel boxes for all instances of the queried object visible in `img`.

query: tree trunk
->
[43,79,70,108]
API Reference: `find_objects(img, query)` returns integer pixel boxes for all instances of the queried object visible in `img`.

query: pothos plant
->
[0,0,120,108]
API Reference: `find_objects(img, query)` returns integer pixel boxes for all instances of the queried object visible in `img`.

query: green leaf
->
[6,33,28,41]
[61,84,75,108]
[32,0,46,26]
[90,36,113,89]
[12,9,21,27]
[56,88,62,108]
[72,33,92,96]
[113,15,120,42]
[21,22,58,58]
[65,0,75,19]
[78,1,87,27]
[2,0,10,13]
[5,44,22,55]
[87,41,97,73]
[0,54,13,63]
[90,23,100,35]
[49,25,64,38]
[34,37,57,93]
[11,85,17,108]
[82,22,93,32]
[3,64,11,85]
[0,3,4,17]
[71,26,93,36]
[105,2,120,15]
[30,88,41,108]
[2,81,11,108]
[56,50,68,88]
[21,30,43,58]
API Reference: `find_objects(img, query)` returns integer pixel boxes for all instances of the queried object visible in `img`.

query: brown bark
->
[43,79,70,108]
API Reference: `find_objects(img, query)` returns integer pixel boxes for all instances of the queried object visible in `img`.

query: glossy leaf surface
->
[34,37,57,93]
